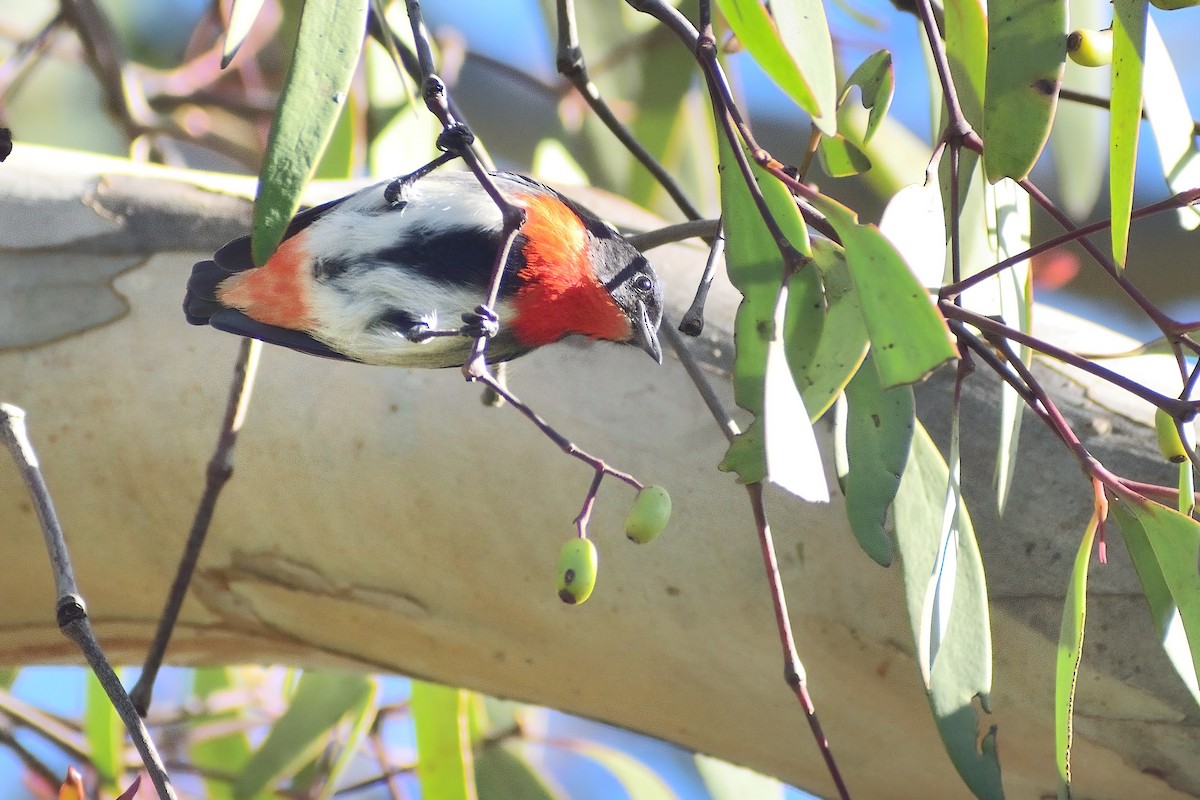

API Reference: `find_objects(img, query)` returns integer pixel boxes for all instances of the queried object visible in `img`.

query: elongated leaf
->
[1109,0,1149,267]
[251,0,368,265]
[234,671,375,800]
[943,0,988,132]
[1142,19,1200,230]
[222,0,268,68]
[1050,0,1109,218]
[629,23,698,208]
[413,681,475,800]
[787,239,870,421]
[1111,496,1200,707]
[817,134,871,177]
[982,0,1066,181]
[878,179,947,289]
[1056,514,1097,799]
[810,194,956,388]
[316,676,378,800]
[894,423,1002,799]
[840,50,894,144]
[559,739,678,800]
[714,0,835,133]
[695,753,784,800]
[836,353,914,566]
[475,741,559,800]
[314,89,360,181]
[191,668,254,800]
[84,670,123,790]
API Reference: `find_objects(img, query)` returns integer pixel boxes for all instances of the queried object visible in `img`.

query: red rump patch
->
[216,235,314,329]
[510,193,631,347]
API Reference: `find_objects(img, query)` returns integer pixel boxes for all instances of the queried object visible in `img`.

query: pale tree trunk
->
[1,144,1196,799]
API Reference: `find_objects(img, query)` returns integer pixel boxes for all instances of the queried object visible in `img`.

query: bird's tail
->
[183,260,230,326]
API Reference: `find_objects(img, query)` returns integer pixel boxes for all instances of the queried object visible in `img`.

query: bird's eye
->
[633,274,654,293]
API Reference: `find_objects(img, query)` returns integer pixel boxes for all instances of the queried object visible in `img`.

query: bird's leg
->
[398,306,498,342]
[383,150,460,207]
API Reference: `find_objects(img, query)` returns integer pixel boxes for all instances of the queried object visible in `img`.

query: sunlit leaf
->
[251,0,368,265]
[1142,18,1200,230]
[1056,513,1097,798]
[413,681,475,800]
[629,23,698,208]
[222,0,268,68]
[695,753,784,800]
[314,89,361,181]
[982,0,1066,181]
[894,423,1003,799]
[810,194,957,387]
[943,0,988,132]
[84,670,123,791]
[1050,0,1109,218]
[787,240,870,421]
[1109,0,1149,267]
[817,134,871,177]
[1111,496,1200,707]
[191,668,253,800]
[714,0,836,133]
[879,179,947,289]
[560,739,679,800]
[233,671,375,799]
[315,675,378,800]
[835,353,914,566]
[840,50,894,143]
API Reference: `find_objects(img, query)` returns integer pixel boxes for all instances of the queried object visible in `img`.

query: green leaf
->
[413,681,475,800]
[840,50,894,144]
[1056,514,1097,799]
[694,753,784,800]
[715,133,828,502]
[1109,0,1149,267]
[233,670,375,799]
[1111,496,1200,707]
[560,739,679,800]
[894,422,1003,799]
[251,0,368,265]
[944,0,988,131]
[835,353,915,566]
[191,668,254,800]
[629,21,699,207]
[315,675,378,800]
[1049,0,1110,218]
[981,0,1066,181]
[475,741,559,800]
[787,239,870,421]
[221,0,268,68]
[84,670,124,790]
[1142,19,1200,230]
[809,194,956,388]
[314,88,360,181]
[714,0,836,133]
[0,668,17,690]
[816,134,872,177]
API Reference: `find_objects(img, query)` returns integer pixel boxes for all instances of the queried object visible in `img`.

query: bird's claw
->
[460,305,499,339]
[437,123,475,156]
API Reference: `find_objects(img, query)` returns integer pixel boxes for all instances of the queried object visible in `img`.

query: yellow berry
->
[625,485,672,544]
[557,537,598,605]
[1066,29,1113,68]
[1156,408,1189,463]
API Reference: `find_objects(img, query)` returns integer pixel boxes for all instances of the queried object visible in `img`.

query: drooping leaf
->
[817,134,872,177]
[878,179,947,289]
[894,422,1003,799]
[559,739,679,800]
[695,753,784,800]
[1056,513,1097,799]
[982,0,1066,181]
[786,239,870,421]
[83,671,123,791]
[314,89,361,181]
[714,0,836,133]
[413,681,475,800]
[221,0,268,68]
[835,353,915,566]
[809,194,957,388]
[191,667,254,800]
[1111,496,1200,707]
[233,671,375,800]
[943,0,988,132]
[1142,18,1200,230]
[840,50,894,144]
[314,676,378,800]
[1109,0,1149,267]
[475,741,559,800]
[251,0,369,265]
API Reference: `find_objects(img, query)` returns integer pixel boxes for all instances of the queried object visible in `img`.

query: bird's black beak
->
[633,300,663,364]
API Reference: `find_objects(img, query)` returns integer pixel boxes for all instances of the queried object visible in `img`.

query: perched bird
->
[184,168,664,368]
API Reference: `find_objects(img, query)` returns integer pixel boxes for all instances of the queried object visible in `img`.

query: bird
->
[183,167,664,369]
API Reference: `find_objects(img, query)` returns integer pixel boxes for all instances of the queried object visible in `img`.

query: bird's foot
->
[460,305,499,339]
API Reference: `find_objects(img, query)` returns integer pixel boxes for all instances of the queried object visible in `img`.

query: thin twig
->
[130,338,262,717]
[0,404,176,800]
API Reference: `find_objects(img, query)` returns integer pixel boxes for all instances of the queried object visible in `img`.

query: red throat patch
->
[510,193,631,347]
[216,235,315,330]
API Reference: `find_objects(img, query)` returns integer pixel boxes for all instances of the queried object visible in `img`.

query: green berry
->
[625,485,672,544]
[1156,408,1189,463]
[557,537,598,604]
[1066,29,1113,68]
